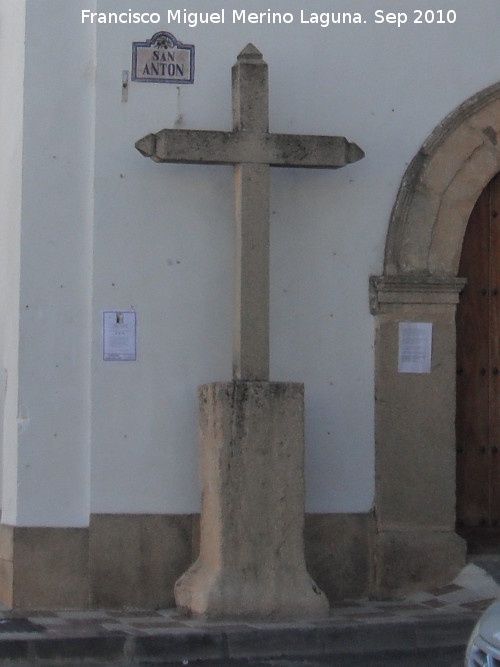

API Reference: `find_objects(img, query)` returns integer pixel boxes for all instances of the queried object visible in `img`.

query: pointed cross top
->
[136,46,364,381]
[237,43,263,61]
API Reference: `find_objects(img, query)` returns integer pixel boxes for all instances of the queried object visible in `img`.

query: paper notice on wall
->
[398,322,432,374]
[103,311,136,361]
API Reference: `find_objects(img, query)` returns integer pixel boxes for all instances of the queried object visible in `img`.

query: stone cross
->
[136,43,364,381]
[136,43,364,619]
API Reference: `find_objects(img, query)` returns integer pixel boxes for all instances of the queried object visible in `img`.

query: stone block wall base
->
[0,518,468,609]
[375,529,466,599]
[305,513,376,601]
[175,381,329,619]
[0,513,374,611]
[0,525,89,609]
[0,516,197,610]
[89,514,196,609]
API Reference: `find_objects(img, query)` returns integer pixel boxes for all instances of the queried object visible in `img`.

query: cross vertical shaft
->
[232,45,270,381]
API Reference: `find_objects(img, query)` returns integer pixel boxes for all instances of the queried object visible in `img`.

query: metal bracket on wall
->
[122,70,129,103]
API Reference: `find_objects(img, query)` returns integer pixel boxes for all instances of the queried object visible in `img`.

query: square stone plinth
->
[175,381,328,619]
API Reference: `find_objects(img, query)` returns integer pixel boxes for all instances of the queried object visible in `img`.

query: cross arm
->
[268,133,364,168]
[135,129,364,168]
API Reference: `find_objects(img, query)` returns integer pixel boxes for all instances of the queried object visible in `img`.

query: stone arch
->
[386,81,500,277]
[371,82,500,598]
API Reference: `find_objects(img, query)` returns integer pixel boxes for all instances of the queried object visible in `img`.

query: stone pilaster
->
[371,275,466,597]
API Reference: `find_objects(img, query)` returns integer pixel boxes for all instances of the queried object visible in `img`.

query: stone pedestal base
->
[175,381,328,619]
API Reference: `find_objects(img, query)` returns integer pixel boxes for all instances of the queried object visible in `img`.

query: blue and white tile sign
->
[132,31,195,84]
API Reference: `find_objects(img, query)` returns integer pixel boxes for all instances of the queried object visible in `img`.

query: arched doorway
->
[456,172,500,552]
[371,81,500,596]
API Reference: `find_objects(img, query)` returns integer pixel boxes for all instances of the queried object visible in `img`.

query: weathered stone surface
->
[370,275,465,315]
[375,530,466,598]
[372,293,466,597]
[0,525,14,608]
[233,161,270,381]
[89,514,195,609]
[0,526,90,609]
[304,513,376,601]
[420,122,484,195]
[135,129,364,168]
[175,381,328,618]
[375,302,458,527]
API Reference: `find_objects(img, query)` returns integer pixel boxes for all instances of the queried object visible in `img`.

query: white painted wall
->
[0,1,26,520]
[0,0,96,526]
[3,0,500,523]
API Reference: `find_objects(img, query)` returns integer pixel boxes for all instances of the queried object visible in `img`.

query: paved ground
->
[0,560,497,664]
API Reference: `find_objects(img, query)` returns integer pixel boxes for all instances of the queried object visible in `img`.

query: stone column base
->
[175,381,328,619]
[375,529,466,598]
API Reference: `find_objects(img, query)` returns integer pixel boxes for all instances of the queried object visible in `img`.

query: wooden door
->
[456,172,500,550]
